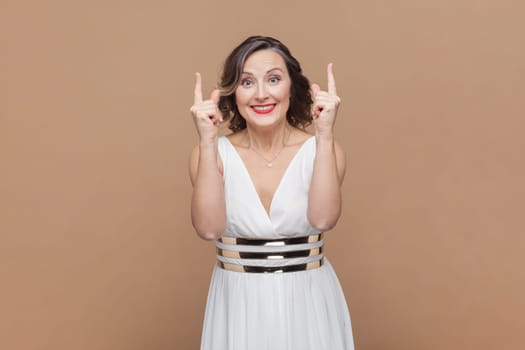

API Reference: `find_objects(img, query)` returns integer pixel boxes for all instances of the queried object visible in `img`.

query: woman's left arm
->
[307,63,346,231]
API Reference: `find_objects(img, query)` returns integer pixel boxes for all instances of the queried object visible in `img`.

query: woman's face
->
[235,49,291,129]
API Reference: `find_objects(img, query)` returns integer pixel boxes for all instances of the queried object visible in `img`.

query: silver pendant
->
[267,162,273,168]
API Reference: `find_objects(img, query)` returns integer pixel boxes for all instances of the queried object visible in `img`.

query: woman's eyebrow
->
[241,68,285,76]
[267,68,284,74]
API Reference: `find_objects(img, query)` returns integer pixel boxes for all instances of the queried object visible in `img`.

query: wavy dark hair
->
[218,36,313,132]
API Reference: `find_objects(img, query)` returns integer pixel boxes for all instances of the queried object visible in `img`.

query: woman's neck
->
[244,121,291,152]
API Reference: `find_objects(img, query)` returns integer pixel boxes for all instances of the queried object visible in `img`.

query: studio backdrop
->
[1,0,524,349]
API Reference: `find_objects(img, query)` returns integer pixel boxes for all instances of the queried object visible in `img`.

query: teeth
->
[253,105,274,111]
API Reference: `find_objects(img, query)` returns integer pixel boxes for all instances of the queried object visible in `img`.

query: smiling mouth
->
[251,104,276,114]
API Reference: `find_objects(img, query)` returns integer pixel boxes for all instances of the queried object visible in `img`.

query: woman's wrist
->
[315,131,335,144]
[199,135,218,148]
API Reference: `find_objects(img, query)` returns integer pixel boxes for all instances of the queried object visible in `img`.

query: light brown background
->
[1,0,524,349]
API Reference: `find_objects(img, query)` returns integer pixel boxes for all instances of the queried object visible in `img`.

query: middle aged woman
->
[189,35,354,350]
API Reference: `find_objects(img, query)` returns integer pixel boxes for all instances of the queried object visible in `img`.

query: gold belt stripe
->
[218,233,323,246]
[217,247,322,259]
[217,259,323,273]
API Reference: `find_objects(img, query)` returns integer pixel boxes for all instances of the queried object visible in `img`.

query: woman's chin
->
[247,117,286,130]
[244,111,288,129]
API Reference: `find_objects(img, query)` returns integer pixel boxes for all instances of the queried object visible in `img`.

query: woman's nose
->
[255,84,268,101]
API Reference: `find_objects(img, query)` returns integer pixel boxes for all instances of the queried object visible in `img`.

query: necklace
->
[248,128,291,168]
[250,146,284,168]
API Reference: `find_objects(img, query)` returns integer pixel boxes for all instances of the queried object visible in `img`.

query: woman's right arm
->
[188,73,226,240]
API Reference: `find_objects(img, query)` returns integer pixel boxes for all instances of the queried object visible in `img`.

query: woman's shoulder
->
[224,130,245,146]
[288,128,314,147]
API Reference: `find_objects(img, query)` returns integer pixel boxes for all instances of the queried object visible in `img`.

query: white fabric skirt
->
[200,259,355,350]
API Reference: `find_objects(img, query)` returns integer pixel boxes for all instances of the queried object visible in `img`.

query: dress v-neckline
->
[224,136,314,223]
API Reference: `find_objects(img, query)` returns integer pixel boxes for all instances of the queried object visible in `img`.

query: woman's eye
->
[269,76,281,84]
[240,79,253,87]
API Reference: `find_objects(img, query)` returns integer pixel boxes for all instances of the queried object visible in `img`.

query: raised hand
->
[190,72,224,141]
[311,63,341,136]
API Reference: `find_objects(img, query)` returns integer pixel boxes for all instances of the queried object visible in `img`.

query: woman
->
[189,36,354,350]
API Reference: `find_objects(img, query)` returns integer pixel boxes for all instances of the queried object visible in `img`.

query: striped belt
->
[216,234,324,273]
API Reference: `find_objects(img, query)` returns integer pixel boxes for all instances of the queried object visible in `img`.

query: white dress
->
[200,135,355,350]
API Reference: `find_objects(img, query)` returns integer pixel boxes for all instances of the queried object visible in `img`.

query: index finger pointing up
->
[194,72,203,104]
[327,63,337,95]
